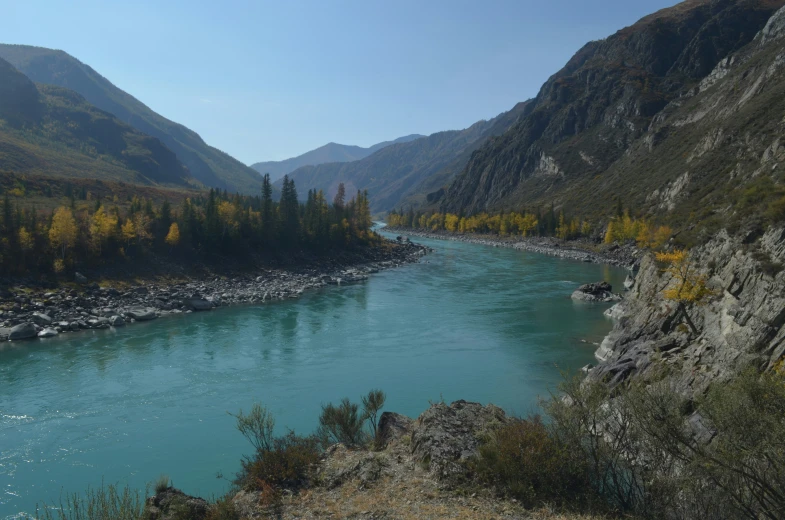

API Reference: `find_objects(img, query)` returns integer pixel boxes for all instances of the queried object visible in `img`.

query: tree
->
[165,223,180,250]
[333,182,346,210]
[49,207,78,260]
[656,249,715,334]
[90,206,118,256]
[18,226,33,266]
[121,218,136,247]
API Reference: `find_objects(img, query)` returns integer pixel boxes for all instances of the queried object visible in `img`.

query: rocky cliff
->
[591,225,785,396]
[441,0,785,241]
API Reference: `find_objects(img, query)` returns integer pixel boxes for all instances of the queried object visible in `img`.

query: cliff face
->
[591,226,785,396]
[441,0,785,237]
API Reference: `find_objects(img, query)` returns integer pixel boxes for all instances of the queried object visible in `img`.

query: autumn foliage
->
[0,176,376,275]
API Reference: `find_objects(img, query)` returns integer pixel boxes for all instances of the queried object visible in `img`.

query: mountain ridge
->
[439,0,785,240]
[0,44,263,194]
[0,56,192,187]
[250,134,424,182]
[277,103,531,213]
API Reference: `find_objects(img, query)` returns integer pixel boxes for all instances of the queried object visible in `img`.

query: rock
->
[9,322,37,340]
[183,298,213,311]
[110,316,125,327]
[411,400,510,480]
[604,303,626,319]
[145,488,208,520]
[378,412,413,443]
[571,281,622,303]
[37,328,58,338]
[74,272,88,284]
[126,308,158,321]
[31,312,52,326]
[623,274,635,290]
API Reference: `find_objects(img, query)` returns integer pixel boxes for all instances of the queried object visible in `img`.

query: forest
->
[387,205,673,249]
[0,175,376,276]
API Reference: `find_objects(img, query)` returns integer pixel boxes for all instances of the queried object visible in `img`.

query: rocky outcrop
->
[145,488,209,520]
[571,282,622,303]
[590,226,785,396]
[410,400,510,480]
[378,412,414,443]
[126,308,158,321]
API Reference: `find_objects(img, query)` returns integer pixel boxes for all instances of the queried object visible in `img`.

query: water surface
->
[0,231,625,518]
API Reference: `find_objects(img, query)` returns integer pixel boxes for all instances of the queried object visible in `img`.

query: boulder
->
[126,308,158,321]
[37,328,58,338]
[183,298,213,311]
[110,315,125,327]
[571,281,622,303]
[74,272,88,284]
[411,400,510,480]
[9,322,37,340]
[145,488,208,520]
[31,312,52,326]
[378,412,413,443]
[624,274,635,290]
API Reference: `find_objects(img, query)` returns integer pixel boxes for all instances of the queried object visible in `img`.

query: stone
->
[126,308,158,321]
[74,272,88,284]
[183,298,213,311]
[37,328,58,338]
[9,322,37,340]
[145,488,208,520]
[571,281,622,303]
[411,400,510,480]
[110,315,125,327]
[378,412,413,443]
[624,274,635,290]
[31,312,52,325]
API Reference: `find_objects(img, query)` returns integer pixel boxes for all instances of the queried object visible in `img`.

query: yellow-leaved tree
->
[656,249,715,333]
[49,207,78,261]
[89,206,118,256]
[165,223,180,250]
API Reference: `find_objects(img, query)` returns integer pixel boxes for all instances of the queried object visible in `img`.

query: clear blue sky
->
[3,0,679,164]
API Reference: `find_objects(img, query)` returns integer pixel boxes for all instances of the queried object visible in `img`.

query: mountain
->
[277,104,530,213]
[250,134,424,182]
[0,57,191,186]
[440,0,785,240]
[0,44,263,194]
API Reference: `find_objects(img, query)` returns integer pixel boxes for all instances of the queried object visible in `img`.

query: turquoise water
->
[0,231,625,518]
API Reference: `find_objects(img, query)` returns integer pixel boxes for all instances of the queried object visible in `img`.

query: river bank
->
[0,240,430,342]
[384,227,640,268]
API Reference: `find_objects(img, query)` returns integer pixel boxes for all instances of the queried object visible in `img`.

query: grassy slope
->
[0,44,264,194]
[0,57,194,187]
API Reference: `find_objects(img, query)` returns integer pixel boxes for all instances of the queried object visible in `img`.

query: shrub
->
[153,474,170,495]
[318,398,367,447]
[230,403,274,453]
[474,416,592,509]
[318,390,387,448]
[236,431,320,491]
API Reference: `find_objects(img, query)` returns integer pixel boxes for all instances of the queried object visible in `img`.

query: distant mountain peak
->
[250,134,425,182]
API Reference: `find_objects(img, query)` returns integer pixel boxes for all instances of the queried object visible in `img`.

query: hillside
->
[279,103,530,213]
[440,0,785,241]
[250,134,424,182]
[0,57,191,186]
[0,44,263,194]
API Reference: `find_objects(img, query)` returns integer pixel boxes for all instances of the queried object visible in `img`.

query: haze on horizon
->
[3,0,681,164]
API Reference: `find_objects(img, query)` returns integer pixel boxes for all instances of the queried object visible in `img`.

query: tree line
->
[388,205,673,248]
[0,175,376,275]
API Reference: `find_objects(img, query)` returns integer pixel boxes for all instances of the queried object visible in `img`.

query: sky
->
[2,0,681,164]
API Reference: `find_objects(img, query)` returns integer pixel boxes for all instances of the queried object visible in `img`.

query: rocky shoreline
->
[0,241,430,342]
[384,227,640,268]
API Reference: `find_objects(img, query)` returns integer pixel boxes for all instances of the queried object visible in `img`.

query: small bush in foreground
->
[474,416,592,509]
[317,389,387,448]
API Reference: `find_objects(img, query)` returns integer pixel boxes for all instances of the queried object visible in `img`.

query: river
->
[0,230,626,518]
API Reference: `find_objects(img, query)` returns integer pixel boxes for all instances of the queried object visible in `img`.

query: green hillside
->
[0,57,192,186]
[0,44,264,194]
